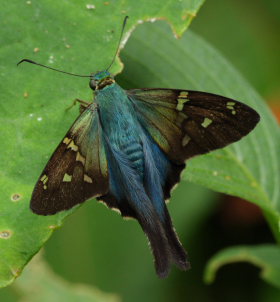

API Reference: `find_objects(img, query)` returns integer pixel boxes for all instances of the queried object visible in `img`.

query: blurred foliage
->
[191,0,280,100]
[204,244,280,289]
[0,0,280,301]
[14,254,120,302]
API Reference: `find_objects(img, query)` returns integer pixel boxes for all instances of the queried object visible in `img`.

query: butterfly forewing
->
[128,89,260,164]
[31,103,108,215]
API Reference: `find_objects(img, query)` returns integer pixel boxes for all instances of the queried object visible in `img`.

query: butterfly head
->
[89,70,115,91]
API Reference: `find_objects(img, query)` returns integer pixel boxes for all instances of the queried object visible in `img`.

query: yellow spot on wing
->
[176,91,189,111]
[226,102,236,115]
[40,174,48,189]
[176,98,187,111]
[63,137,71,145]
[63,173,72,182]
[179,91,189,98]
[67,140,78,151]
[76,152,85,165]
[201,117,213,128]
[84,174,93,183]
[40,175,48,182]
[182,134,191,147]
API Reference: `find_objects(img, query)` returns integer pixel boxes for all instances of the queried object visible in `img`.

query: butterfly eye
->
[89,79,97,90]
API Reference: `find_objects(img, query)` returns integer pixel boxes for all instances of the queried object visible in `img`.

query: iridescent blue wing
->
[31,103,108,215]
[127,89,260,164]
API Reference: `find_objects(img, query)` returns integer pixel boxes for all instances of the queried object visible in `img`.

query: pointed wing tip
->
[250,107,260,125]
[255,112,261,126]
[244,108,260,135]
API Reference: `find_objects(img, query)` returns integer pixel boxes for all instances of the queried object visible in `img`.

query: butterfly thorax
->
[96,83,145,177]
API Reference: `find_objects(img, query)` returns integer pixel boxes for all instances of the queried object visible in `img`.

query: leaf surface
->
[0,0,204,288]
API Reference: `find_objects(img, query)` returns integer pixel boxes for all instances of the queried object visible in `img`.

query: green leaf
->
[0,0,204,289]
[118,22,280,238]
[204,245,280,289]
[14,254,120,302]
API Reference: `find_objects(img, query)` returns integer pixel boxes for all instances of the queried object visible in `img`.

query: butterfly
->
[18,17,260,278]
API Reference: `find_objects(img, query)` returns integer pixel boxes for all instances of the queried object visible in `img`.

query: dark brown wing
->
[31,104,108,215]
[128,89,260,164]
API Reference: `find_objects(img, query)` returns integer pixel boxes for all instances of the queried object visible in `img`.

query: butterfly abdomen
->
[122,142,144,176]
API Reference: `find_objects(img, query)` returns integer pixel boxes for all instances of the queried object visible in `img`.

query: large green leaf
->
[14,254,120,302]
[204,245,280,289]
[118,22,280,238]
[0,0,204,289]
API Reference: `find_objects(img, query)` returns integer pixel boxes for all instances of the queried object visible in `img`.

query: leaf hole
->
[0,230,12,239]
[11,193,22,202]
[11,268,21,277]
[48,225,58,229]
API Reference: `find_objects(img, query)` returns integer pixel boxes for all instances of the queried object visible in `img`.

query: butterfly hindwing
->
[31,103,109,215]
[128,89,260,164]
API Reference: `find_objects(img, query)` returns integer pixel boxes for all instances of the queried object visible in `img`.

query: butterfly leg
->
[66,98,92,114]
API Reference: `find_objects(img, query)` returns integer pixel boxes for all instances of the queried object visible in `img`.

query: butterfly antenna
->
[105,16,129,72]
[17,59,91,78]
